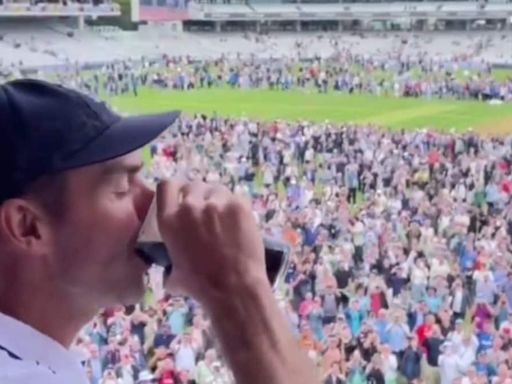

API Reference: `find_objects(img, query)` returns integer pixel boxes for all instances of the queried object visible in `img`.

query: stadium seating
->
[0,19,511,68]
[0,1,120,16]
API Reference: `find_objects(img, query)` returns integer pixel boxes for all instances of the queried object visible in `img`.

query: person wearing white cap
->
[439,341,462,384]
[447,319,464,349]
[136,370,155,384]
[379,344,398,383]
[196,349,224,384]
[456,334,478,374]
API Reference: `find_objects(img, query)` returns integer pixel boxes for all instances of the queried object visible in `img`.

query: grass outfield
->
[110,88,512,135]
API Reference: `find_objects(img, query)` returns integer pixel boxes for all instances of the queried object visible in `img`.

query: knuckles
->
[160,183,250,225]
[204,200,222,217]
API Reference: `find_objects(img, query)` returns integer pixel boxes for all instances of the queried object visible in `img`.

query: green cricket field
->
[110,87,512,135]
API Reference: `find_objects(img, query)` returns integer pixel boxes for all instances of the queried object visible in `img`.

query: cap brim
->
[61,111,180,170]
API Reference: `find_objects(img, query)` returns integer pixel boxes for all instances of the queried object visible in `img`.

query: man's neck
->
[0,273,96,348]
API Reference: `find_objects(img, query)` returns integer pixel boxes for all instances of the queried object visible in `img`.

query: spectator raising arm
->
[157,180,320,384]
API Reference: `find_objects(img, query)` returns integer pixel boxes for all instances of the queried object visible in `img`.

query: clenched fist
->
[156,180,268,305]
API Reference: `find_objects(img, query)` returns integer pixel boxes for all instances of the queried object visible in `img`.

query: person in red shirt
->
[498,161,510,173]
[156,357,180,384]
[500,179,512,195]
[370,285,388,316]
[416,314,436,351]
[162,145,175,160]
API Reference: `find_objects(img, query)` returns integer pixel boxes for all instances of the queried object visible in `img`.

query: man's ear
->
[0,198,53,255]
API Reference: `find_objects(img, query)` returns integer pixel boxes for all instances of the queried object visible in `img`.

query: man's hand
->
[157,180,268,304]
[156,180,319,384]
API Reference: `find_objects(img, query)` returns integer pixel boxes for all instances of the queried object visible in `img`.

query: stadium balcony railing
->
[0,1,120,16]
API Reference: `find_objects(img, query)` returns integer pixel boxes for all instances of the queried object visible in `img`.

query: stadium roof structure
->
[188,1,512,21]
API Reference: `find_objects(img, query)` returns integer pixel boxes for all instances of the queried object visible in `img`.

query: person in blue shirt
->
[166,298,189,336]
[459,241,476,273]
[493,263,508,292]
[473,350,497,379]
[86,344,103,384]
[287,181,302,207]
[372,309,390,344]
[345,299,366,337]
[425,287,443,314]
[399,336,422,382]
[153,323,175,350]
[344,164,359,202]
[477,320,495,354]
[86,320,108,350]
[495,295,510,329]
[485,181,502,210]
[385,313,410,355]
[301,224,320,248]
[308,297,325,343]
[352,285,371,315]
[407,301,429,332]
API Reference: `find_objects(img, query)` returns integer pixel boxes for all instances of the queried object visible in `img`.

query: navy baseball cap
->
[0,79,180,202]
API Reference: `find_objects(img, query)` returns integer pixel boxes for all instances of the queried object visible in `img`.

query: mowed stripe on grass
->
[110,88,512,133]
[355,103,458,128]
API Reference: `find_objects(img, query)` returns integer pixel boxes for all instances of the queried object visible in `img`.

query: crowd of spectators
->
[58,53,512,103]
[165,54,510,102]
[69,111,512,384]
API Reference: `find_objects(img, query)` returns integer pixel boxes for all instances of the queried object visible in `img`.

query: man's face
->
[47,151,153,309]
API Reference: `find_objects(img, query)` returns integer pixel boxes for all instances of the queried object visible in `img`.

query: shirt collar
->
[0,311,83,374]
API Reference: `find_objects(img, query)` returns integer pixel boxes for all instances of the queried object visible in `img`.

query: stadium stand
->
[0,0,511,69]
[1,25,512,68]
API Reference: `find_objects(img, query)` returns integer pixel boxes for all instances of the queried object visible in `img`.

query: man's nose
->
[133,178,155,222]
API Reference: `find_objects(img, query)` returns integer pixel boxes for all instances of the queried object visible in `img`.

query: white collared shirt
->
[0,312,89,383]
